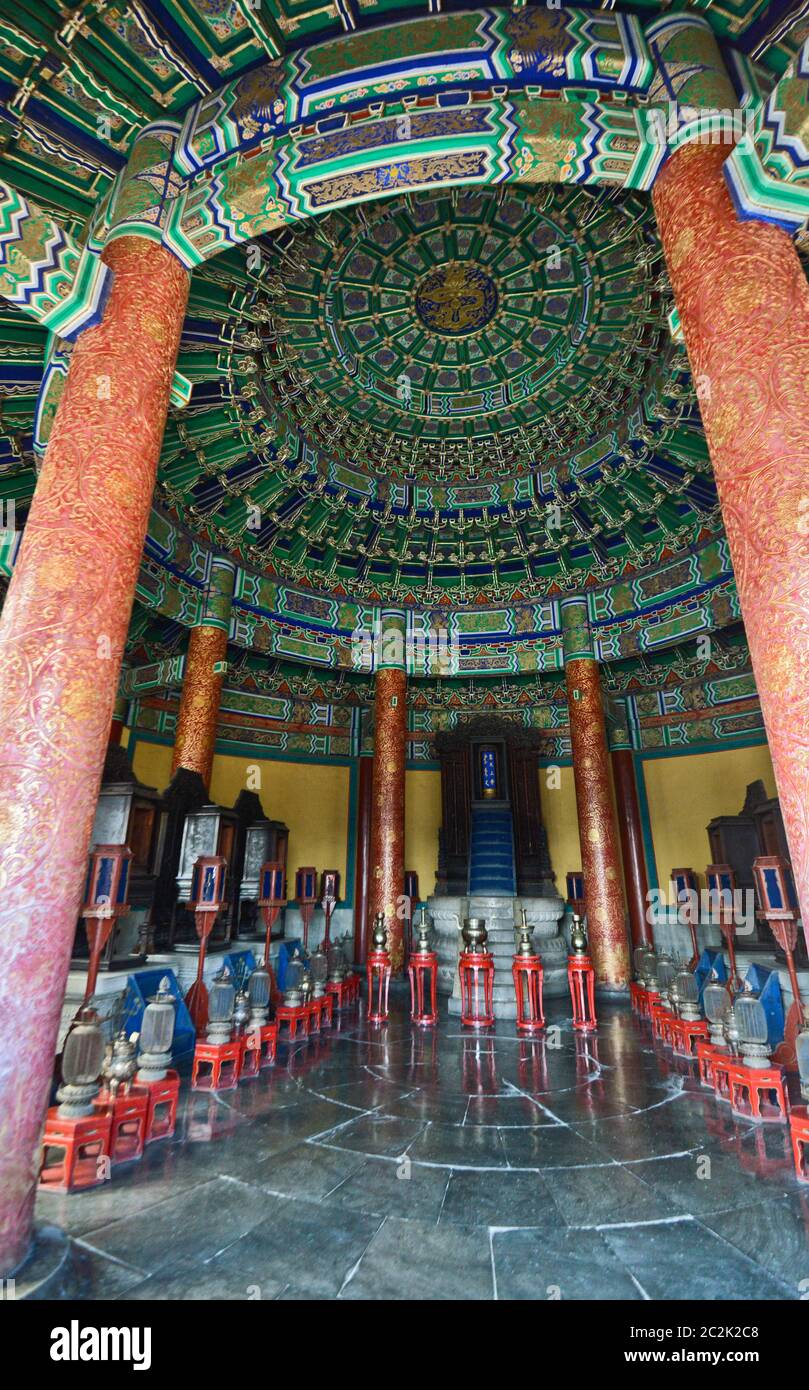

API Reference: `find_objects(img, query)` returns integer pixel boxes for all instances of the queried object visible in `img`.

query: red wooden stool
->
[191,1038,242,1090]
[729,1061,789,1123]
[94,1086,149,1163]
[671,1017,710,1058]
[142,1071,180,1143]
[38,1108,113,1192]
[789,1105,809,1181]
[319,994,334,1028]
[275,1003,310,1040]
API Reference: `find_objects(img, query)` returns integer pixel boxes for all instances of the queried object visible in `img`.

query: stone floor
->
[37,995,809,1301]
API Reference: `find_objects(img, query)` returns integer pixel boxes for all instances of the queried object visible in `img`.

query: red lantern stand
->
[367,915,392,1024]
[184,854,228,1033]
[672,866,701,969]
[512,918,545,1035]
[568,917,597,1031]
[257,860,286,1006]
[295,866,318,952]
[80,844,134,1003]
[706,864,741,989]
[408,951,438,1027]
[319,869,340,954]
[459,951,495,1029]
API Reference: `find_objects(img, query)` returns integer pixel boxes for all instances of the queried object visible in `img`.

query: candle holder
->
[185,853,228,1033]
[512,908,545,1034]
[81,844,133,1003]
[567,914,596,1031]
[408,906,438,1026]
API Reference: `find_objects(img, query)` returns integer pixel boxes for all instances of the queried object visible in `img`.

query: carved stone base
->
[428,892,567,1020]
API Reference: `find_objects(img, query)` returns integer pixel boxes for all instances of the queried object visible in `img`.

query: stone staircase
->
[468,804,516,896]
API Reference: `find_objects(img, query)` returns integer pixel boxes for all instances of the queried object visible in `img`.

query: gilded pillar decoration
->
[171,556,235,790]
[651,36,809,927]
[0,236,189,1275]
[561,597,631,990]
[609,700,653,950]
[368,610,407,972]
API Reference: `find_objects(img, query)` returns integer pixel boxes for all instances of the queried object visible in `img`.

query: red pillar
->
[653,142,809,926]
[171,557,235,790]
[353,753,373,967]
[561,597,630,990]
[611,748,652,950]
[0,237,188,1274]
[368,612,407,972]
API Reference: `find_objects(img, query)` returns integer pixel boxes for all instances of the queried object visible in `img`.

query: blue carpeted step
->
[467,804,516,896]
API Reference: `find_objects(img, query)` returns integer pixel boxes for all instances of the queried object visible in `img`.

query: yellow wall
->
[539,764,581,888]
[405,768,442,898]
[131,740,350,892]
[642,743,776,888]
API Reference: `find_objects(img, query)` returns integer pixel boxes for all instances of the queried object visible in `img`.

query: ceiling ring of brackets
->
[1,2,807,688]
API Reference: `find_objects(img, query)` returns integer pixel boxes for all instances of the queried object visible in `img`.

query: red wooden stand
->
[191,1038,242,1090]
[367,949,392,1024]
[630,984,661,1019]
[459,951,495,1028]
[670,1017,710,1058]
[568,954,597,1031]
[789,1105,809,1181]
[141,1071,180,1143]
[728,1061,789,1123]
[651,1002,675,1043]
[275,1003,310,1040]
[512,955,545,1034]
[409,951,439,1026]
[696,1039,727,1088]
[38,1109,113,1192]
[94,1087,149,1163]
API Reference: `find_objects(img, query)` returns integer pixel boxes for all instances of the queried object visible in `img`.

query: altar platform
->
[37,999,807,1301]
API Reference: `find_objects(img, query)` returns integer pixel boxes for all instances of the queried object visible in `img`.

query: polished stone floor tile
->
[75,1176,271,1276]
[327,1153,450,1220]
[340,1215,493,1300]
[697,1194,809,1295]
[440,1167,556,1228]
[491,1224,644,1301]
[600,1217,793,1300]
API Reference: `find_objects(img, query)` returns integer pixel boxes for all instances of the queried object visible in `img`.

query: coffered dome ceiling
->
[158,181,718,606]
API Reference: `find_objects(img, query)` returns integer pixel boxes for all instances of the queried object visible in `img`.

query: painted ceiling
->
[0,0,807,744]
